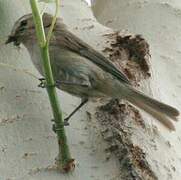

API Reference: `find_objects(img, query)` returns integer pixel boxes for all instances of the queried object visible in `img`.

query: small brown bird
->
[6,13,179,130]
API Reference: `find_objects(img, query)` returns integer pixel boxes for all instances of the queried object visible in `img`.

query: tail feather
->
[128,96,175,130]
[125,87,179,130]
[130,89,179,119]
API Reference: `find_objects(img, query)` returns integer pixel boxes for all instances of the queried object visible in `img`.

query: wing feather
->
[54,27,130,84]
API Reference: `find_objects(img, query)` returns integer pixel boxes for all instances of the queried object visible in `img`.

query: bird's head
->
[5,13,54,46]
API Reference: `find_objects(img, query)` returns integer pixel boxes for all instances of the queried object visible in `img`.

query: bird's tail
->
[123,87,179,130]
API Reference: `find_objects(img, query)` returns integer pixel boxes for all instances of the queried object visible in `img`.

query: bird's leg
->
[51,98,88,129]
[64,98,88,126]
[38,78,89,126]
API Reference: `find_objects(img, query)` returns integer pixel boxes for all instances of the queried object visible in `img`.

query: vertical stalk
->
[29,0,74,172]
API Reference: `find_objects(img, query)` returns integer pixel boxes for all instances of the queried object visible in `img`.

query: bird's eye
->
[20,20,27,27]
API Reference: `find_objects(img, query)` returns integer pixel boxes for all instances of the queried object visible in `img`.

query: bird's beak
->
[5,35,16,44]
[5,35,20,46]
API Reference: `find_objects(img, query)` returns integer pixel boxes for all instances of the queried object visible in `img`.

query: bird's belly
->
[49,48,107,98]
[60,84,105,98]
[26,44,112,99]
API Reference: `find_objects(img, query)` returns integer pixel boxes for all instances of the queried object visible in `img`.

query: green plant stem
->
[29,0,73,170]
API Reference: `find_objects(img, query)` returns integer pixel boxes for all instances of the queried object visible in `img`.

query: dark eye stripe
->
[21,20,27,26]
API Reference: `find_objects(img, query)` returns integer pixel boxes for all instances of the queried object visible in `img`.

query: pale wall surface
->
[1,0,181,180]
[0,0,120,180]
[91,0,181,179]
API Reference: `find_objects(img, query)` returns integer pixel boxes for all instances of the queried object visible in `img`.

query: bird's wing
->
[55,29,130,84]
[79,47,130,84]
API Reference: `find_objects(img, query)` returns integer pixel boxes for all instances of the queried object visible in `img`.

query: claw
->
[38,78,46,88]
[64,118,70,126]
[52,124,56,133]
[38,78,55,88]
[51,119,69,131]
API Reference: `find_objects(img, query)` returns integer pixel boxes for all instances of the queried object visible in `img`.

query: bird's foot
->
[63,118,70,126]
[38,78,46,88]
[38,78,56,88]
[51,119,70,133]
